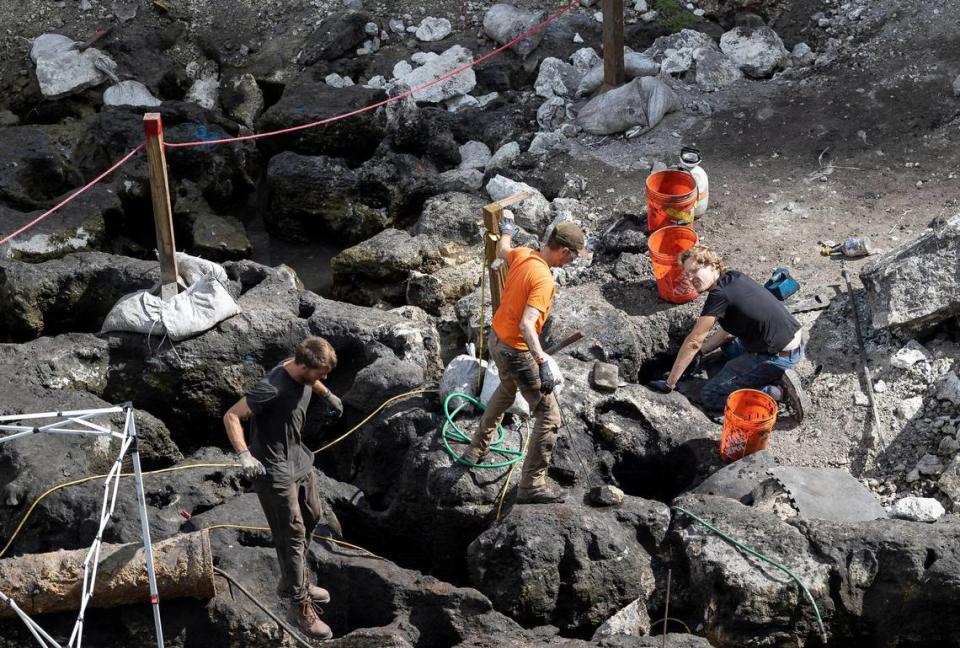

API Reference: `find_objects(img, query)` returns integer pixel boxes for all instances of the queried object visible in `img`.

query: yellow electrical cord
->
[312,389,437,454]
[494,422,530,523]
[0,389,436,558]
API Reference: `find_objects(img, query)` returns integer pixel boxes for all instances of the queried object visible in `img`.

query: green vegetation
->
[654,0,699,32]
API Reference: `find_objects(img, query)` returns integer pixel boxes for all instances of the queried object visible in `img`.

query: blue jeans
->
[700,338,803,414]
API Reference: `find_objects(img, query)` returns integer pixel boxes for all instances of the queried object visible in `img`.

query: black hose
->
[212,567,314,648]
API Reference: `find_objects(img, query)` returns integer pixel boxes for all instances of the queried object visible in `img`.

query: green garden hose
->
[672,505,828,643]
[441,392,524,468]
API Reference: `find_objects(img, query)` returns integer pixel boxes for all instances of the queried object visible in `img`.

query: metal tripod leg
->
[126,406,165,648]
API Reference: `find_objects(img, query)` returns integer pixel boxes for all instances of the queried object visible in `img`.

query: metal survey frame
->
[0,404,164,648]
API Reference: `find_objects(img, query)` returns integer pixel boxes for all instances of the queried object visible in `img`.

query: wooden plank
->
[602,0,626,89]
[143,113,179,300]
[482,203,508,312]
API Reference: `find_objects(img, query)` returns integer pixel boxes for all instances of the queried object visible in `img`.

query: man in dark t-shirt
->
[647,245,810,421]
[223,336,343,640]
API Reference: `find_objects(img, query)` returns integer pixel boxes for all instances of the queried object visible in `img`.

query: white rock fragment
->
[890,340,932,369]
[416,17,452,42]
[103,80,162,107]
[488,141,520,169]
[393,46,477,103]
[897,396,924,420]
[459,141,492,170]
[325,73,355,88]
[889,497,945,522]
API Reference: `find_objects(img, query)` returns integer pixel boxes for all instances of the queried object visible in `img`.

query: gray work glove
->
[324,391,343,419]
[538,358,558,395]
[237,449,266,478]
[499,210,518,238]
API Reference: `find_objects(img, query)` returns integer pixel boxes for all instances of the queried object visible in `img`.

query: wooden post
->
[143,113,179,301]
[602,0,626,90]
[482,192,531,312]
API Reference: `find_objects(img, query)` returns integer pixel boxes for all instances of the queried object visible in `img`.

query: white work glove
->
[499,210,518,238]
[237,449,266,478]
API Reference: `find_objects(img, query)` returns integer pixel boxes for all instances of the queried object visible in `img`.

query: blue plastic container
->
[764,268,799,301]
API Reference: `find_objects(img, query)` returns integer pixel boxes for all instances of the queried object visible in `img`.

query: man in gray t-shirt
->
[223,336,343,640]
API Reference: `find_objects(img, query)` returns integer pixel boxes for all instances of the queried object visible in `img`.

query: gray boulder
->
[488,141,521,169]
[331,229,443,305]
[644,29,719,76]
[265,151,388,244]
[672,495,831,645]
[257,77,386,161]
[485,175,552,232]
[482,4,546,59]
[0,184,120,262]
[189,212,252,261]
[30,33,116,98]
[0,252,157,341]
[534,57,581,99]
[719,26,789,78]
[302,10,374,63]
[458,140,492,170]
[536,96,573,132]
[861,214,960,333]
[394,46,477,103]
[411,191,485,246]
[0,126,83,209]
[219,73,264,129]
[694,47,744,91]
[467,495,667,632]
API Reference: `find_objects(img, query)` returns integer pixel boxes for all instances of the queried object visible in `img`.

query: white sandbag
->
[479,354,564,418]
[175,251,229,285]
[577,76,679,135]
[440,353,485,411]
[576,52,660,97]
[161,274,240,341]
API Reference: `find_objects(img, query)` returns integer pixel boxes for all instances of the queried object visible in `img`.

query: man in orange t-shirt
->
[463,216,586,504]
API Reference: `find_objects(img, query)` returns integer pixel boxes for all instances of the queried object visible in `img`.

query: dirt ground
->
[2,0,958,501]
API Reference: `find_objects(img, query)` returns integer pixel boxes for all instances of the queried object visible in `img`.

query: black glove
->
[538,359,557,395]
[324,392,343,419]
[647,379,674,394]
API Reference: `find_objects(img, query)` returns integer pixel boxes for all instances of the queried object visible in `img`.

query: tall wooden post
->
[143,113,179,301]
[482,192,531,312]
[602,0,626,90]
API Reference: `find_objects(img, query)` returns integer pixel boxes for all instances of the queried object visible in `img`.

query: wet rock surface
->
[1,0,960,646]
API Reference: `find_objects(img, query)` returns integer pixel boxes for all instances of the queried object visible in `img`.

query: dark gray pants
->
[254,471,323,602]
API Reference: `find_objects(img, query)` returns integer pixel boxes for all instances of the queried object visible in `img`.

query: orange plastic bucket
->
[648,226,699,304]
[646,170,698,232]
[719,389,778,462]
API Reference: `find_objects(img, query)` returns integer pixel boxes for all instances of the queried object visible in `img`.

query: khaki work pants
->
[254,470,323,602]
[472,333,562,490]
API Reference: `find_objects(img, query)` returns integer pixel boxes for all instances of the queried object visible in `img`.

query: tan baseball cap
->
[552,221,586,252]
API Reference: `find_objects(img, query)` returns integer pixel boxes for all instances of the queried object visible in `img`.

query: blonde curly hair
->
[678,244,727,274]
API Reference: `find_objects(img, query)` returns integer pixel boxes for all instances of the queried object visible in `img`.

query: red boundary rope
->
[0,144,145,247]
[0,0,581,245]
[165,0,582,148]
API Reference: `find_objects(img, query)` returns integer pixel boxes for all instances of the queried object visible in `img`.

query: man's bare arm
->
[666,315,717,387]
[223,397,253,453]
[519,305,547,361]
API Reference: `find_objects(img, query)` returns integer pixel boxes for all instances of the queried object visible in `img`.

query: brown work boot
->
[516,483,566,504]
[461,445,487,466]
[780,369,810,423]
[278,582,330,604]
[288,599,333,640]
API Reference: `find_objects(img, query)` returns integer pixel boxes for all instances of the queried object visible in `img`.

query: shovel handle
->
[545,332,584,355]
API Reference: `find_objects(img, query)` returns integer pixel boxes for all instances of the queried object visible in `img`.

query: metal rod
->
[128,409,165,647]
[212,568,314,648]
[841,267,885,450]
[0,407,124,422]
[661,568,672,648]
